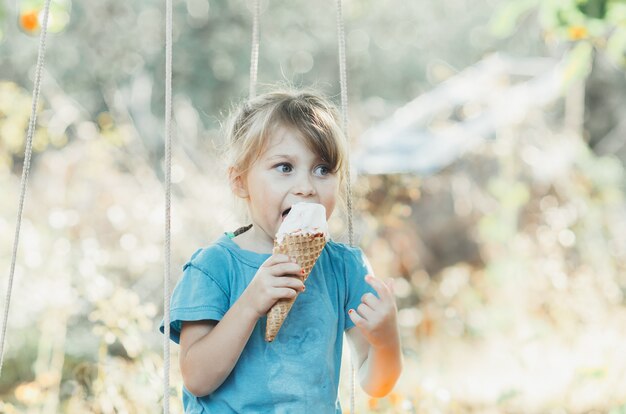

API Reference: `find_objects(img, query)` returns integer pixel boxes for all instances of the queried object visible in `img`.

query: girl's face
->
[234,126,339,253]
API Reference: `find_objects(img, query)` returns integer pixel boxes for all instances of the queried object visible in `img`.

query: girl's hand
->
[348,275,399,350]
[242,254,305,319]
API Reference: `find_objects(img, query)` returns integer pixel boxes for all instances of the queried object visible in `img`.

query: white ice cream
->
[276,202,329,243]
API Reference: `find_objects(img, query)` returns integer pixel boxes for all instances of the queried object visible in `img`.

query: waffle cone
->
[265,233,326,342]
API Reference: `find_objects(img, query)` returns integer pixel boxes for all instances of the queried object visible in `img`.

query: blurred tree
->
[1,0,517,170]
[5,0,626,412]
[491,0,626,157]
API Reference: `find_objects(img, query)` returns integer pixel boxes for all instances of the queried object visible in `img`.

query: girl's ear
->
[228,167,249,199]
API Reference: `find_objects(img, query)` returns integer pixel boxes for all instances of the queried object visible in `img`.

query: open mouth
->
[281,207,292,220]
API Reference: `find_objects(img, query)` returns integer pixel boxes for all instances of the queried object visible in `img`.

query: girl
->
[161,90,402,413]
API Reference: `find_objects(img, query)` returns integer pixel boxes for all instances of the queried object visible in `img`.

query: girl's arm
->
[346,275,402,397]
[179,299,258,397]
[179,254,305,397]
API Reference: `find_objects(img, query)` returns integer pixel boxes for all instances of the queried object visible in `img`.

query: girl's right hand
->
[242,254,305,319]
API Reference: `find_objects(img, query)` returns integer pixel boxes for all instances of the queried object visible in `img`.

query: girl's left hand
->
[348,275,399,350]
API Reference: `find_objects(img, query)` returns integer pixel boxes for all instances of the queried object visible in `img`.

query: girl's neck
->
[231,224,274,254]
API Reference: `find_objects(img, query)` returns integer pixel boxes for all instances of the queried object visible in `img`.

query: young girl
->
[161,90,402,413]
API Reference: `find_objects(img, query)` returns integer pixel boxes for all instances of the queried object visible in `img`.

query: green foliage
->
[0,3,5,43]
[610,404,626,414]
[577,0,609,19]
[562,40,594,86]
[492,0,626,69]
[490,0,540,38]
[0,81,55,173]
[607,25,626,64]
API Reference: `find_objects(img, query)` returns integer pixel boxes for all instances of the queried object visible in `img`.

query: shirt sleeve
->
[159,261,230,344]
[343,247,378,331]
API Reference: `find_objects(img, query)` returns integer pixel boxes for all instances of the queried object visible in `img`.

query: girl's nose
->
[293,175,316,196]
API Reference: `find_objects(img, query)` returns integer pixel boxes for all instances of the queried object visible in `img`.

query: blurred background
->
[2,0,626,412]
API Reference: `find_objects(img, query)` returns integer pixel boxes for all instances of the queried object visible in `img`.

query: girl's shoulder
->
[184,233,267,275]
[325,239,364,256]
[184,236,234,272]
[324,239,368,268]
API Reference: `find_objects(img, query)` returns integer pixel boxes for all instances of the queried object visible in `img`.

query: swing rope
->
[249,0,261,100]
[333,1,357,412]
[0,0,52,378]
[334,0,354,247]
[163,0,173,412]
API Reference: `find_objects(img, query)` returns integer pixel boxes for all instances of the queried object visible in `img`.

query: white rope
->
[334,0,356,412]
[0,0,52,378]
[249,0,261,99]
[335,0,353,247]
[163,0,173,412]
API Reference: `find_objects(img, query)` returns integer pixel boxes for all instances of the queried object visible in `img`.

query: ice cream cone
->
[265,233,326,342]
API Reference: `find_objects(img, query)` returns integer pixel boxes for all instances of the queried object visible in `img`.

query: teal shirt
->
[160,233,376,413]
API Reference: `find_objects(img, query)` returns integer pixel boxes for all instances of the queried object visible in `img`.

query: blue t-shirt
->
[160,233,376,413]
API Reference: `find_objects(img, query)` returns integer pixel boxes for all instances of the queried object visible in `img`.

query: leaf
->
[605,1,626,24]
[576,0,609,19]
[489,0,540,38]
[562,41,594,87]
[606,26,626,66]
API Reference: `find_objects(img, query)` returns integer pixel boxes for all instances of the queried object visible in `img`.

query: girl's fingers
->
[364,274,392,302]
[384,278,395,295]
[347,304,374,328]
[262,254,295,267]
[276,287,299,299]
[361,292,380,308]
[285,277,304,292]
[356,303,375,321]
[348,308,365,327]
[269,262,302,277]
[267,272,305,291]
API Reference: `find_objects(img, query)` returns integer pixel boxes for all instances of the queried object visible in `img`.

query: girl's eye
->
[314,165,331,176]
[274,163,293,173]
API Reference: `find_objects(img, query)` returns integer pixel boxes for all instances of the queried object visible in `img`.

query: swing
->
[1,0,358,412]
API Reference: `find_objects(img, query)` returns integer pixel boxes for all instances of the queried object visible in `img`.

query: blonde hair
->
[225,89,347,181]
